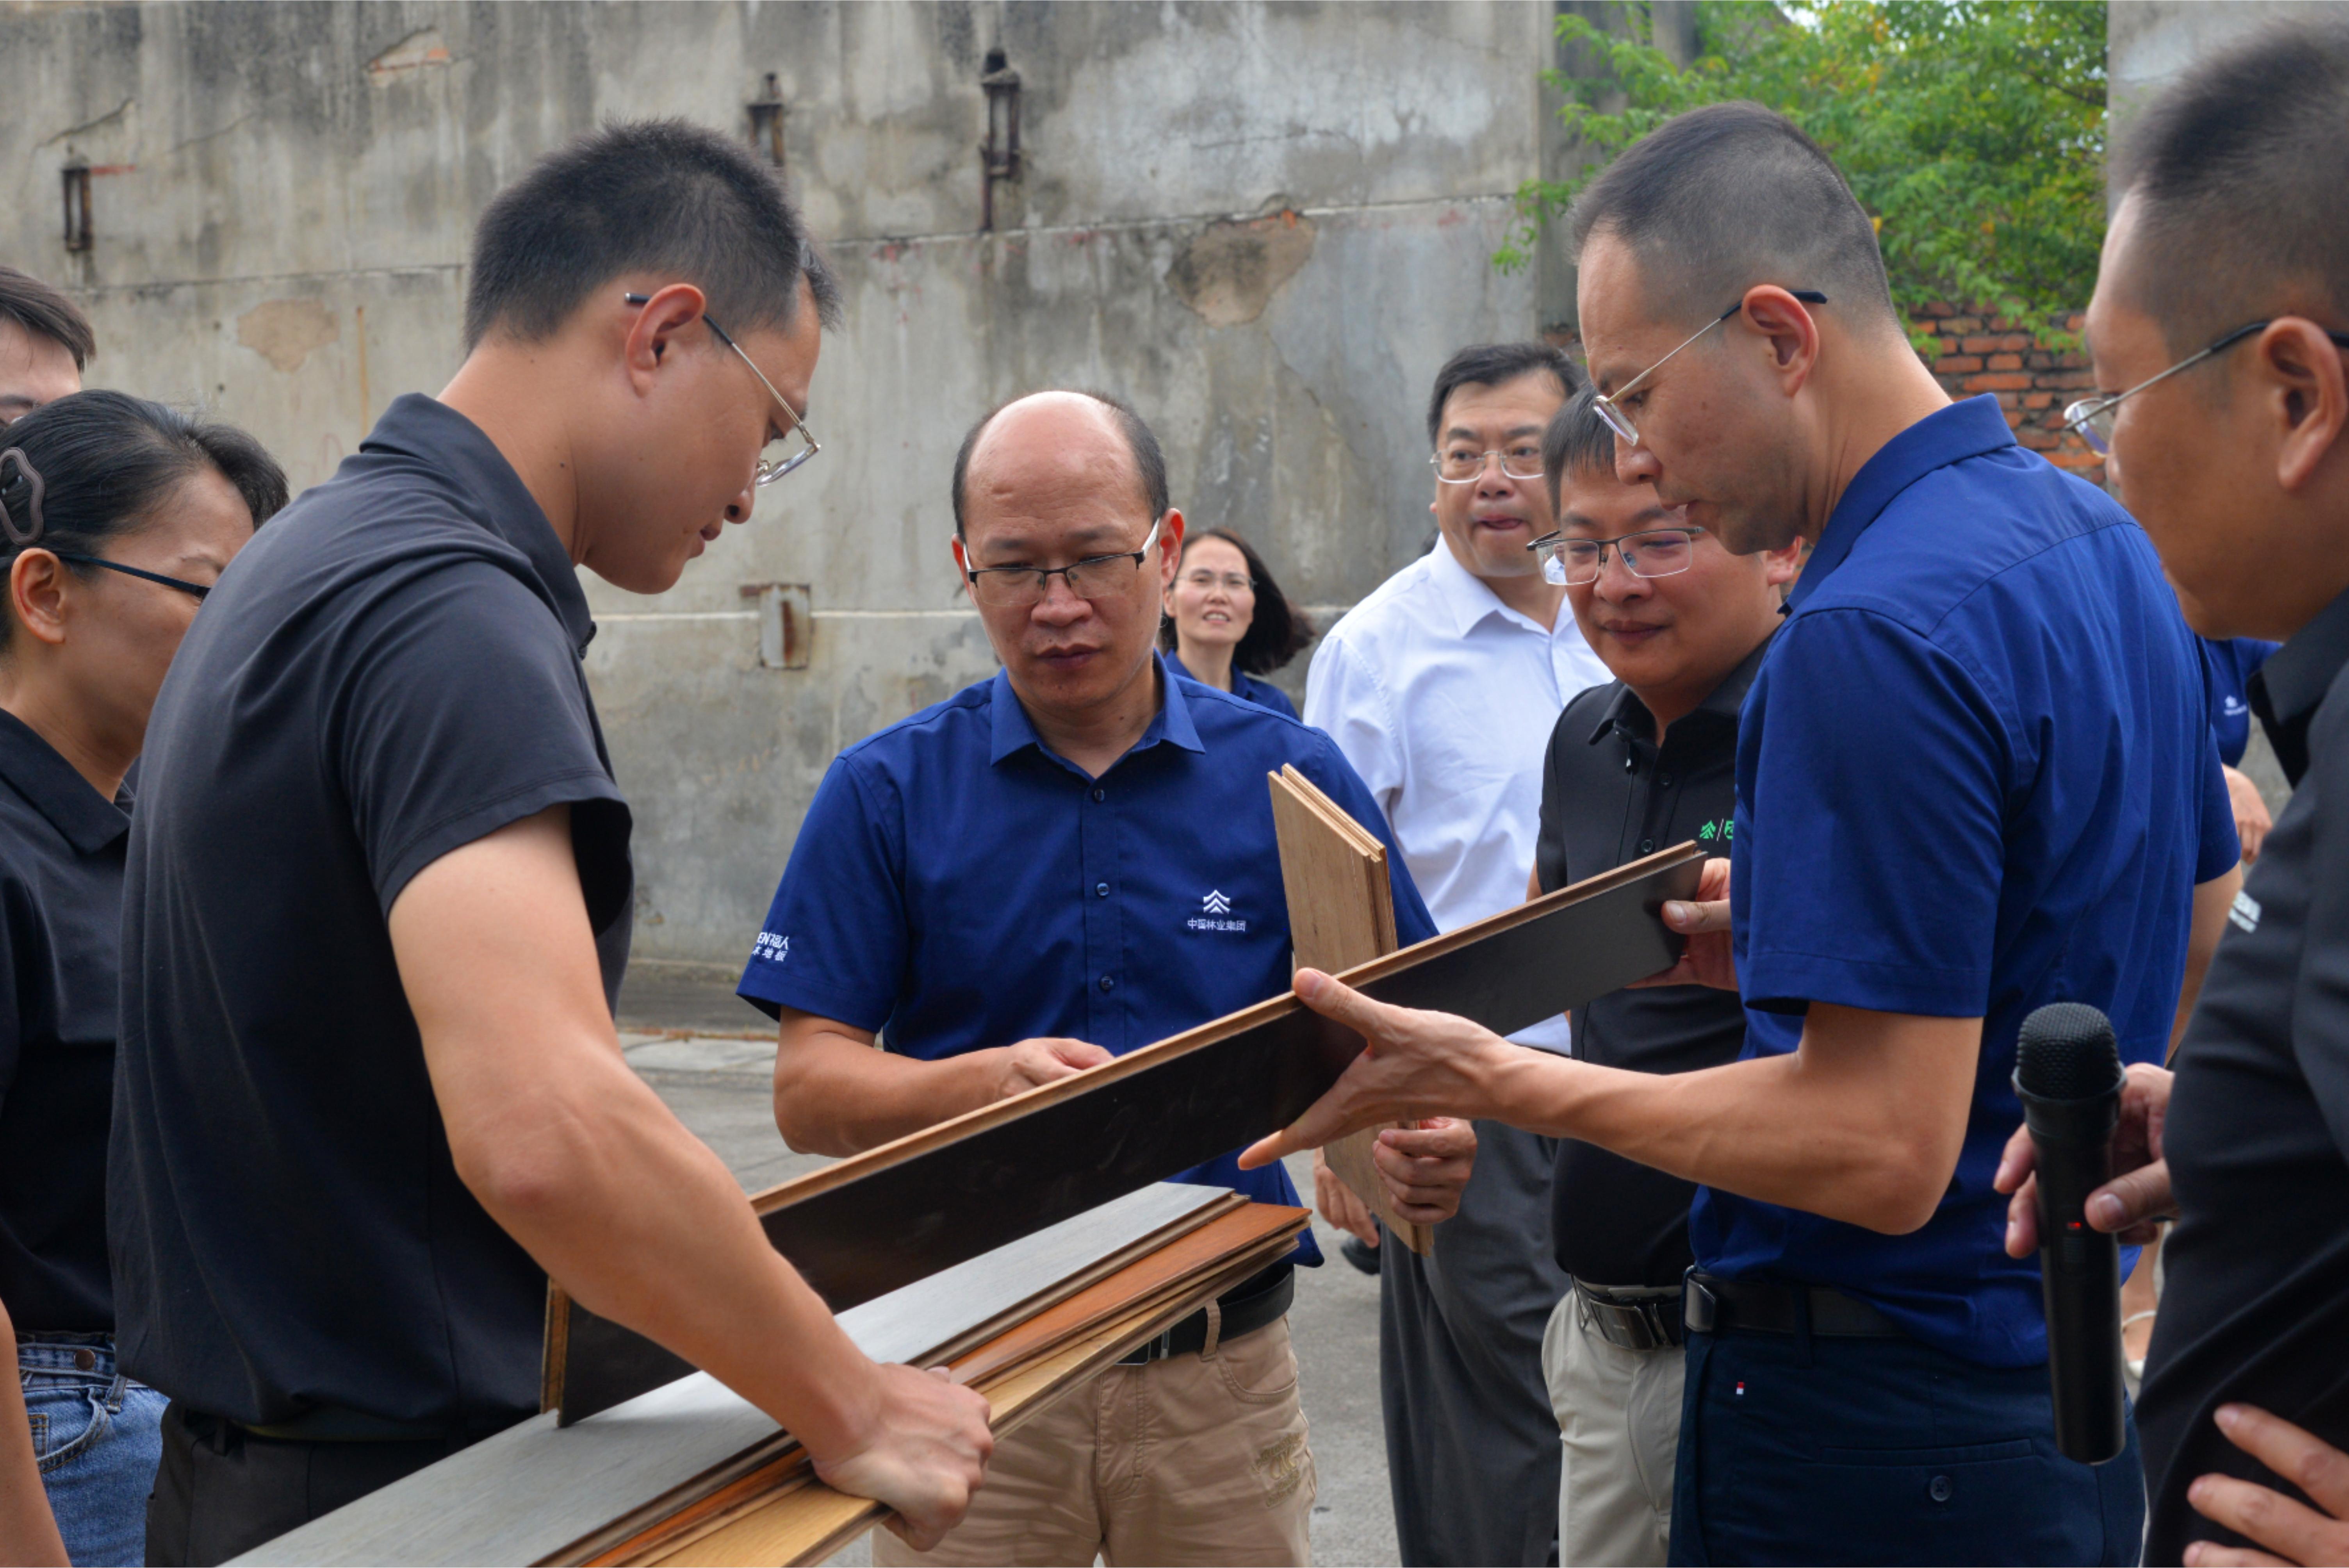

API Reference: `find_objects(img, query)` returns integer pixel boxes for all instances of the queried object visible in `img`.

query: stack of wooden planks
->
[1265,764,1427,1254]
[234,1183,1306,1568]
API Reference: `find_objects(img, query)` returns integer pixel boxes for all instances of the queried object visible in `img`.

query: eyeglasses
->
[622,292,820,485]
[1431,447,1547,485]
[1592,290,1829,445]
[2063,319,2349,454]
[1176,569,1255,595]
[962,516,1165,608]
[1527,526,1705,587]
[52,551,211,601]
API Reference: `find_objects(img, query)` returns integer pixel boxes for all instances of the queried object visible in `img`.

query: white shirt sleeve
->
[1303,632,1406,825]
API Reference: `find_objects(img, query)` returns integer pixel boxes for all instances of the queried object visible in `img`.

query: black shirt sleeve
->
[331,562,628,923]
[2295,686,2349,1160]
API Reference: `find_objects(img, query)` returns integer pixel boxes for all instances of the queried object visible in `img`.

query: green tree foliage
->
[1501,2,2107,339]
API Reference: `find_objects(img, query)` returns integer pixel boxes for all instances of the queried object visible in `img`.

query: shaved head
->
[1570,101,1902,339]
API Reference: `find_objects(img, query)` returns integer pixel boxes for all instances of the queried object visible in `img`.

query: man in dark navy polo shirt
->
[1990,26,2349,1566]
[112,123,990,1566]
[1245,103,2240,1566]
[740,390,1471,1567]
[1526,393,1799,1567]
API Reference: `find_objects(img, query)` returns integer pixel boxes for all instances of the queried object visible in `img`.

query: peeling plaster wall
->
[0,1,1552,964]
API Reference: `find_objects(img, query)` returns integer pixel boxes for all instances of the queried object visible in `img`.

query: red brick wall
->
[1912,303,2104,482]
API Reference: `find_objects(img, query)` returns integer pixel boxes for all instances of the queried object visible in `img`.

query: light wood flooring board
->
[232,1184,1230,1568]
[1268,766,1429,1255]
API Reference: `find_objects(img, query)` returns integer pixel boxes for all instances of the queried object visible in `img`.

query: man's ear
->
[1739,285,1822,396]
[1157,508,1186,590]
[621,283,709,397]
[1759,537,1806,589]
[2260,317,2349,495]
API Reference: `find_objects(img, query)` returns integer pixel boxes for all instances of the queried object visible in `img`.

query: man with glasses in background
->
[1303,341,1609,1566]
[1246,102,2239,1566]
[1523,390,1798,1567]
[738,388,1476,1568]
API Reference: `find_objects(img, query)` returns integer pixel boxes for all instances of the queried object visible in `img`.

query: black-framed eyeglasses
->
[1592,290,1830,445]
[1527,525,1706,587]
[51,551,211,601]
[621,292,820,485]
[961,516,1165,608]
[2063,319,2349,454]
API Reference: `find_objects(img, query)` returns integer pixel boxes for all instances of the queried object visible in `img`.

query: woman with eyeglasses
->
[1158,527,1313,718]
[0,390,283,1565]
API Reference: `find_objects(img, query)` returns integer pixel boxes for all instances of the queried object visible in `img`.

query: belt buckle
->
[1682,1274,1718,1336]
[1118,1327,1175,1366]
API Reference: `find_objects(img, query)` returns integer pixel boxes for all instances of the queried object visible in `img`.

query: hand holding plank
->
[1370,1117,1478,1225]
[813,1363,994,1552]
[1237,969,1513,1169]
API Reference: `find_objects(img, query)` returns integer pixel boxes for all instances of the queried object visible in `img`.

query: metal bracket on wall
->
[979,48,1021,232]
[739,582,811,669]
[61,162,92,253]
[747,73,787,171]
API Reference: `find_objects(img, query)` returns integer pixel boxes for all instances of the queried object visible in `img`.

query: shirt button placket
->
[1083,781,1115,1041]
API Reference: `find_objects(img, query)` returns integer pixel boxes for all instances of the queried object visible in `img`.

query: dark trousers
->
[144,1402,479,1567]
[1668,1326,2144,1566]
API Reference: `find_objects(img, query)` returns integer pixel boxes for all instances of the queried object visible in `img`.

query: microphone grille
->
[2016,1002,2123,1099]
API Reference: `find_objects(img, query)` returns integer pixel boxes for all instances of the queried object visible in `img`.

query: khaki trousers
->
[874,1318,1314,1567]
[1540,1286,1683,1568]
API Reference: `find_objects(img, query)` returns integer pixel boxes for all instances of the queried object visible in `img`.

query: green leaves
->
[1503,1,2107,341]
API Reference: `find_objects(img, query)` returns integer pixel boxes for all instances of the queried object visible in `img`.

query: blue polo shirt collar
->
[1787,395,2019,614]
[985,654,1206,769]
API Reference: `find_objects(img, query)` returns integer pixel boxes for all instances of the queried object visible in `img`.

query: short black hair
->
[1542,387,1621,510]
[2116,19,2349,356]
[1158,526,1317,675]
[0,390,287,650]
[1425,343,1584,447]
[0,266,95,370]
[464,119,841,350]
[950,390,1169,540]
[1570,102,1900,337]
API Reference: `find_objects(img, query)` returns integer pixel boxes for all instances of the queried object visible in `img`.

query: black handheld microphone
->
[2013,1001,2128,1465]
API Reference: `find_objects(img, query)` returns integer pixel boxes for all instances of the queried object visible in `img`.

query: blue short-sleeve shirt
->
[1692,396,2239,1368]
[2198,635,2281,768]
[1171,656,1300,721]
[739,654,1438,1263]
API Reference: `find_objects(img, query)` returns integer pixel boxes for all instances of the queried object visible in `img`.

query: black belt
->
[1572,1279,1684,1351]
[1682,1271,1905,1339]
[1117,1262,1294,1365]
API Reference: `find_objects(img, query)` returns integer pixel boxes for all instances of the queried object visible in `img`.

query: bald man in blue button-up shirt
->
[741,390,1470,1567]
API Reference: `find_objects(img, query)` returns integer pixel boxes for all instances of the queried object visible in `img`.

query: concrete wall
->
[0,1,1558,966]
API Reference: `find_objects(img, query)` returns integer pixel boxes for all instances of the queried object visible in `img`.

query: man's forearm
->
[454,1037,888,1456]
[1483,1019,1971,1233]
[773,1028,1007,1155]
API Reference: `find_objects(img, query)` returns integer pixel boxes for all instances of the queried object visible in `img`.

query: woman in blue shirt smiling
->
[1160,527,1310,718]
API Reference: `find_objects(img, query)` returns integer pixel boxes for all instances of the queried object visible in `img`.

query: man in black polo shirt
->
[110,122,990,1566]
[1526,392,1797,1566]
[1996,23,2349,1566]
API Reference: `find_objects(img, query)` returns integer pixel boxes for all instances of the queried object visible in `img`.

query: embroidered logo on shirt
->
[1696,817,1735,842]
[2229,890,2262,934]
[2222,695,2250,718]
[1188,889,1246,932]
[752,930,791,962]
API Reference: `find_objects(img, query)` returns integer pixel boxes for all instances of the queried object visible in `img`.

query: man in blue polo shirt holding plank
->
[1244,105,2242,1565]
[739,389,1472,1567]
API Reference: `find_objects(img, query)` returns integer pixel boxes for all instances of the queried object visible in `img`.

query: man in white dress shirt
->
[1304,342,1611,1565]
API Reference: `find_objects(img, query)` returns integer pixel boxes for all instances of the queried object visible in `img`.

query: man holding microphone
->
[1244,101,2240,1565]
[1997,23,2349,1566]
